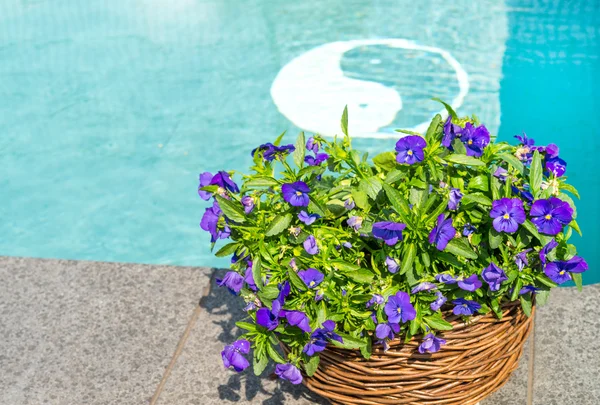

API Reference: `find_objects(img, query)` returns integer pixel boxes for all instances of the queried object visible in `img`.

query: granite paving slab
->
[155,269,530,405]
[0,257,212,405]
[532,284,600,405]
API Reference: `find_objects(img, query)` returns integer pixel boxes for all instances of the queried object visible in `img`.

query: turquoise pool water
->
[0,0,598,284]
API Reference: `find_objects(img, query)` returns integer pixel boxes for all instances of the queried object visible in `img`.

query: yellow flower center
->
[296,191,303,196]
[468,140,473,145]
[545,214,552,220]
[503,213,510,219]
[407,150,413,156]
[559,270,565,275]
[396,308,402,313]
[309,281,315,287]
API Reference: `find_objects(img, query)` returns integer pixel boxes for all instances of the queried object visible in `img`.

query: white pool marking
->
[271,39,470,139]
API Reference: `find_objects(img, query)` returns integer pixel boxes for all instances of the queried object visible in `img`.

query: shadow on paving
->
[200,269,329,405]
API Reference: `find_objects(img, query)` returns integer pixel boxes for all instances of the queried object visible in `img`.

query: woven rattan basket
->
[284,300,534,405]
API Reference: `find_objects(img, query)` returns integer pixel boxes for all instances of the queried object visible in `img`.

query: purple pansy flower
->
[298,211,320,225]
[373,221,407,246]
[545,143,559,158]
[366,294,384,308]
[511,186,534,205]
[344,198,355,210]
[198,172,214,200]
[395,135,427,165]
[385,256,399,274]
[244,265,257,291]
[221,339,250,372]
[275,363,303,385]
[384,292,417,324]
[453,298,481,316]
[342,242,352,248]
[539,239,558,264]
[481,262,508,291]
[514,249,532,271]
[241,196,255,214]
[435,273,457,284]
[519,285,541,295]
[210,171,240,194]
[458,274,482,291]
[256,307,279,330]
[418,333,446,354]
[252,143,295,161]
[429,214,456,251]
[448,188,463,210]
[430,291,448,311]
[282,181,310,207]
[442,116,461,148]
[462,223,477,236]
[347,216,363,231]
[303,235,319,255]
[303,320,342,356]
[530,197,573,235]
[546,157,567,177]
[515,133,535,147]
[200,201,231,242]
[493,167,509,182]
[306,137,319,153]
[285,311,312,333]
[216,271,244,295]
[375,323,397,340]
[411,282,437,294]
[460,123,490,157]
[298,268,324,289]
[305,153,329,166]
[544,256,588,284]
[490,198,526,233]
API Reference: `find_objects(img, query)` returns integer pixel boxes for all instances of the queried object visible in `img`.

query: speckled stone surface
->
[532,284,600,405]
[0,257,212,405]
[155,269,530,405]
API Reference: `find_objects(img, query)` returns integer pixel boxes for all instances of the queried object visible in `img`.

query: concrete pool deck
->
[0,256,598,405]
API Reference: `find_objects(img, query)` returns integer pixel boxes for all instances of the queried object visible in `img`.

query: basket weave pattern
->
[295,301,533,405]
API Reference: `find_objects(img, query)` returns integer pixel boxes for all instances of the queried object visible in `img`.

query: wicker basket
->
[286,301,534,405]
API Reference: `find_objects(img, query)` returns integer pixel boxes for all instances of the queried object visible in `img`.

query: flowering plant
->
[199,103,587,385]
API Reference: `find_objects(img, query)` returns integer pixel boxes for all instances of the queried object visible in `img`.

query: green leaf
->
[529,151,543,196]
[536,290,550,306]
[293,131,305,168]
[520,294,532,317]
[346,269,375,284]
[409,187,427,208]
[215,242,240,258]
[373,151,397,171]
[360,338,372,359]
[245,177,280,187]
[444,154,485,167]
[304,355,320,376]
[384,169,405,184]
[273,130,286,146]
[308,198,328,217]
[400,244,416,275]
[572,273,583,292]
[253,353,269,376]
[341,105,349,136]
[288,269,307,291]
[215,195,246,223]
[252,256,263,289]
[332,333,367,349]
[559,183,580,199]
[425,114,443,144]
[266,343,286,363]
[489,228,502,250]
[559,193,577,219]
[498,153,525,175]
[452,138,467,155]
[569,220,582,237]
[522,220,553,245]
[257,284,279,301]
[265,213,292,237]
[331,260,361,271]
[468,175,489,192]
[432,97,457,119]
[445,238,478,259]
[424,313,453,331]
[359,176,382,200]
[236,321,257,332]
[351,189,369,210]
[382,183,411,217]
[510,279,523,302]
[462,192,493,206]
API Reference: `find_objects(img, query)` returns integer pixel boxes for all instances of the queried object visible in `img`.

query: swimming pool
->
[0,0,598,284]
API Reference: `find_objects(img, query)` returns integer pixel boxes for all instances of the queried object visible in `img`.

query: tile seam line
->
[150,269,215,405]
